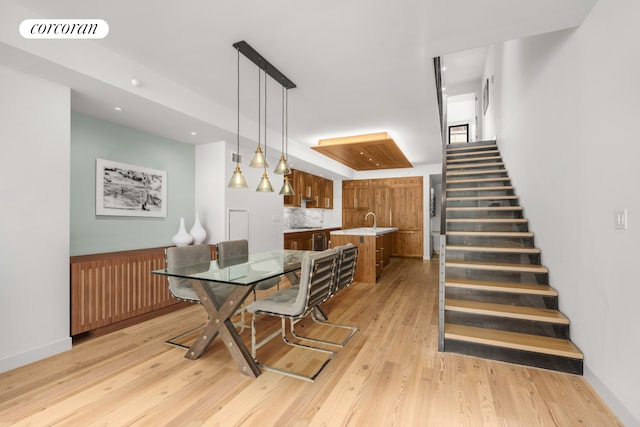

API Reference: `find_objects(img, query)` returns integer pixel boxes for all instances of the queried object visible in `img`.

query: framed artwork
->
[483,78,489,115]
[96,158,167,217]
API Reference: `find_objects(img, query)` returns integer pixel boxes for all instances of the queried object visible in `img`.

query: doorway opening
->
[446,92,477,144]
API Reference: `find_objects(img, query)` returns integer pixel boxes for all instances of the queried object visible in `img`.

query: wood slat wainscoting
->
[70,245,216,335]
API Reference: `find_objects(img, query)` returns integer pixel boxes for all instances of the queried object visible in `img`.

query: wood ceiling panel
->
[311,132,412,171]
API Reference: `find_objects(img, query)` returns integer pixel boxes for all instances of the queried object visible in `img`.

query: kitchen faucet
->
[365,211,377,229]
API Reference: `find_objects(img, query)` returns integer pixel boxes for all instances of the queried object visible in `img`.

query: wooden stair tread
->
[445,299,568,324]
[447,155,502,163]
[446,279,557,295]
[447,162,505,169]
[444,324,583,359]
[447,186,514,192]
[447,177,511,185]
[447,206,522,211]
[446,245,540,254]
[447,169,507,177]
[447,195,518,201]
[447,231,533,237]
[447,218,527,223]
[445,260,548,273]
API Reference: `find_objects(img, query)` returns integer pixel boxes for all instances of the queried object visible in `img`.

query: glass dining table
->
[152,249,311,378]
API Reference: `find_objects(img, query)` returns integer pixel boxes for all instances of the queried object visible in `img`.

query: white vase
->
[172,217,193,247]
[189,212,207,244]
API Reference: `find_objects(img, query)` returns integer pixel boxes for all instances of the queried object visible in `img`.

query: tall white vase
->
[172,217,193,247]
[189,212,207,244]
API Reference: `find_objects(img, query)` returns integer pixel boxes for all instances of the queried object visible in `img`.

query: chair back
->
[294,248,338,316]
[165,244,211,302]
[216,239,248,268]
[334,243,358,294]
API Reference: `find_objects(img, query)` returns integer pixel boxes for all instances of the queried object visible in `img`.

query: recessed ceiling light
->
[190,131,197,136]
[114,106,123,111]
[131,78,141,88]
[441,87,446,91]
[441,66,447,71]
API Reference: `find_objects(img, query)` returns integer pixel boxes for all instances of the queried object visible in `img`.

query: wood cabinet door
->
[283,170,303,207]
[342,210,367,229]
[390,185,422,230]
[321,178,333,209]
[392,230,423,258]
[371,186,390,227]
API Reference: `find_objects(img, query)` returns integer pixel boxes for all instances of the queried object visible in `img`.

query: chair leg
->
[290,310,359,348]
[251,315,335,382]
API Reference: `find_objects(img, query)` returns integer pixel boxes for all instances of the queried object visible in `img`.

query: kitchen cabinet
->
[341,176,423,258]
[329,228,396,284]
[283,169,333,209]
[370,179,391,227]
[389,177,423,257]
[284,228,340,250]
[342,180,370,229]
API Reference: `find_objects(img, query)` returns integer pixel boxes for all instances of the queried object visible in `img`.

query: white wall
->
[489,0,640,423]
[0,67,72,372]
[195,142,227,244]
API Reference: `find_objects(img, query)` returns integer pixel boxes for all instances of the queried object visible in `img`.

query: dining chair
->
[292,243,359,348]
[164,244,235,349]
[216,239,281,297]
[246,248,339,381]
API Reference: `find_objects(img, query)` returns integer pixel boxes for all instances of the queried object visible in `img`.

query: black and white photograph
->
[96,158,166,217]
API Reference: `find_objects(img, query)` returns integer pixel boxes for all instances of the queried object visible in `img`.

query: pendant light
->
[249,61,268,169]
[274,81,291,175]
[228,47,249,189]
[256,67,274,192]
[279,87,295,196]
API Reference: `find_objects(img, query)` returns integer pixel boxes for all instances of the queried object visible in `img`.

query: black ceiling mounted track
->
[233,40,296,89]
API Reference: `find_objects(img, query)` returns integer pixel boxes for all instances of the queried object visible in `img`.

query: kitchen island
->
[330,227,398,284]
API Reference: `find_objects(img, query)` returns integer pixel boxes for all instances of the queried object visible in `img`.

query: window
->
[448,124,469,143]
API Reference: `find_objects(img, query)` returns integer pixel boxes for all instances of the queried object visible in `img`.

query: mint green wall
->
[70,113,195,256]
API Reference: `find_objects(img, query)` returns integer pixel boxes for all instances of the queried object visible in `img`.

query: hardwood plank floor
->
[0,258,622,426]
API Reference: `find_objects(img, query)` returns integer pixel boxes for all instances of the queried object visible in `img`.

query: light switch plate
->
[615,209,628,230]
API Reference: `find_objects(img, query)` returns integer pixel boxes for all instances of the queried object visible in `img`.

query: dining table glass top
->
[153,249,310,286]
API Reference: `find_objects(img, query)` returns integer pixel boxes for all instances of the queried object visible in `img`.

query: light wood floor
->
[0,258,622,426]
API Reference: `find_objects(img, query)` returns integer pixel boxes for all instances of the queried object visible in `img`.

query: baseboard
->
[0,336,72,374]
[584,365,638,426]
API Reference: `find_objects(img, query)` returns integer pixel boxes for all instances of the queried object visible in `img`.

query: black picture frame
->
[483,78,489,115]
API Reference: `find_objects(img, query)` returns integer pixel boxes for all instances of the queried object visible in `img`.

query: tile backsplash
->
[283,207,325,229]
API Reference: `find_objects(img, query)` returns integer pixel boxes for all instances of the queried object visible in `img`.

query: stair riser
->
[447,210,524,220]
[447,222,529,232]
[445,251,541,265]
[445,268,548,286]
[443,339,583,375]
[447,189,515,197]
[445,287,557,309]
[447,199,519,208]
[446,234,534,247]
[447,171,509,179]
[446,180,511,189]
[447,165,505,173]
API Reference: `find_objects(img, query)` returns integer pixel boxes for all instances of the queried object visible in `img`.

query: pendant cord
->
[264,67,267,158]
[236,48,240,163]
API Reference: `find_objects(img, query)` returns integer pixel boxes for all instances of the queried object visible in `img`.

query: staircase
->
[440,141,583,375]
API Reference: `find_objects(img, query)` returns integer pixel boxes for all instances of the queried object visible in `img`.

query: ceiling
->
[0,0,597,179]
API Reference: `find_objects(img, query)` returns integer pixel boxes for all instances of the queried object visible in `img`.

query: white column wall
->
[489,0,640,423]
[195,142,227,245]
[0,66,71,372]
